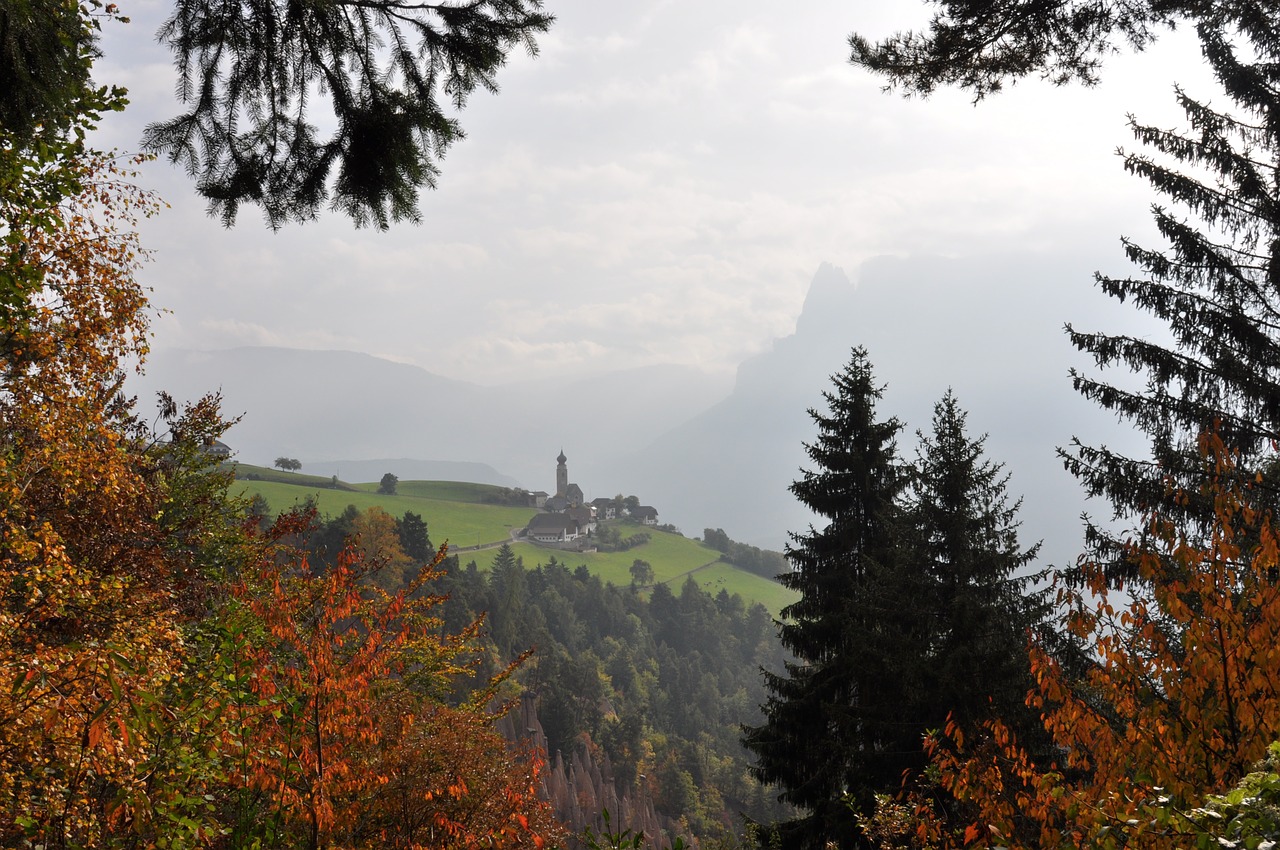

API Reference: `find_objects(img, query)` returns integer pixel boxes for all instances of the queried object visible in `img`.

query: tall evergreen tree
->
[909,391,1051,764]
[1060,11,1280,577]
[397,510,433,563]
[743,348,917,849]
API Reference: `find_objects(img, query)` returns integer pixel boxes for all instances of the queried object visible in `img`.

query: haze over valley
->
[138,255,1154,567]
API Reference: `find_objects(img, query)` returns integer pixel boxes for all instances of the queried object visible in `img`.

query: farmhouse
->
[527,512,582,542]
[204,439,232,459]
[632,506,659,526]
[566,505,595,534]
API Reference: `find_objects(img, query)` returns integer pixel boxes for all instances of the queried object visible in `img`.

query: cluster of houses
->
[523,450,658,545]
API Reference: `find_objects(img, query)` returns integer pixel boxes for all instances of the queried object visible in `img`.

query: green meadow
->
[234,469,797,614]
[233,480,534,549]
[456,535,796,616]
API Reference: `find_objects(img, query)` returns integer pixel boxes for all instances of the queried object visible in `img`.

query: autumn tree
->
[0,115,560,849]
[229,512,561,849]
[743,347,914,849]
[0,138,227,845]
[927,433,1280,850]
[351,504,415,591]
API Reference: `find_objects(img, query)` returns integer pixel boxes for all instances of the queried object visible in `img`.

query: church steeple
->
[555,449,568,497]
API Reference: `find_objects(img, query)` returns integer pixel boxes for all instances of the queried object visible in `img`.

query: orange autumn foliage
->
[0,150,187,845]
[360,693,557,849]
[0,147,564,849]
[228,512,563,850]
[922,432,1280,850]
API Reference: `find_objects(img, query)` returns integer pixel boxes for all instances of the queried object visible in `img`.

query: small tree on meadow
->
[378,472,398,495]
[629,559,654,588]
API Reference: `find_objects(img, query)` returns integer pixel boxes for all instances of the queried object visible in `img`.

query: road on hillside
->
[444,527,524,554]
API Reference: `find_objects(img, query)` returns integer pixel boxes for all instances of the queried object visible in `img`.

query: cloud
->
[97,0,1208,390]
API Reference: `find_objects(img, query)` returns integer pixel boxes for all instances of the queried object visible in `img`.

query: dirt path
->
[446,527,524,554]
[655,559,722,586]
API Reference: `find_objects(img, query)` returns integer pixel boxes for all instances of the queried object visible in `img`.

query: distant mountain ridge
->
[135,254,1154,563]
[301,459,518,488]
[605,254,1154,564]
[129,345,732,494]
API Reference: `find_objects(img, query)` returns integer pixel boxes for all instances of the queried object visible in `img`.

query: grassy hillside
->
[456,535,797,615]
[232,465,521,503]
[234,480,534,549]
[367,479,525,504]
[235,472,798,614]
[229,462,360,490]
[468,539,797,614]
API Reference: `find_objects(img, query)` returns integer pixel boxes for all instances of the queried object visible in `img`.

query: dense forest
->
[289,501,794,846]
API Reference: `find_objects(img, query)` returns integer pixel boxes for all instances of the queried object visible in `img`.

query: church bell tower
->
[555,449,568,497]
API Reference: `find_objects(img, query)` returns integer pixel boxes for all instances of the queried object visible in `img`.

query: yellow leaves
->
[0,150,187,848]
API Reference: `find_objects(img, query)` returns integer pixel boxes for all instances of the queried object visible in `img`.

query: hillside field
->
[466,538,797,614]
[233,466,797,614]
[234,479,533,549]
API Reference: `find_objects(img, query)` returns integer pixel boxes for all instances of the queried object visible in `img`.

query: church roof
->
[528,513,575,532]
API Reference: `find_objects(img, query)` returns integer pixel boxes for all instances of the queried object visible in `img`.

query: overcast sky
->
[93,0,1209,386]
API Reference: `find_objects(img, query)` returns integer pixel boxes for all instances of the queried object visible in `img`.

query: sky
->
[91,0,1214,387]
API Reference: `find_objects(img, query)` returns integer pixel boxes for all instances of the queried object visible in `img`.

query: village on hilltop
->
[521,450,659,549]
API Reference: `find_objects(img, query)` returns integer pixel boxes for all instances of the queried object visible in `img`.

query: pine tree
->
[743,347,916,849]
[143,0,553,228]
[1061,11,1280,578]
[909,391,1052,769]
[848,0,1189,100]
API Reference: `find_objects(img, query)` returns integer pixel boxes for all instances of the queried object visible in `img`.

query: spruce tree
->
[909,391,1051,757]
[743,348,917,849]
[143,0,553,228]
[1061,12,1280,576]
[849,0,1193,100]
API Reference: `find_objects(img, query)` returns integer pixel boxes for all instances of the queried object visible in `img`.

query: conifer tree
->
[144,0,553,228]
[909,391,1052,776]
[743,348,915,849]
[1060,11,1280,576]
[849,0,1190,100]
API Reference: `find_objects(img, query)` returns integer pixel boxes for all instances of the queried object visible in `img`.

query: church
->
[544,449,584,512]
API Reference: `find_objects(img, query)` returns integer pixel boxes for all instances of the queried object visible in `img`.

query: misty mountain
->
[134,254,1157,569]
[301,459,519,488]
[604,256,1156,566]
[130,347,732,492]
